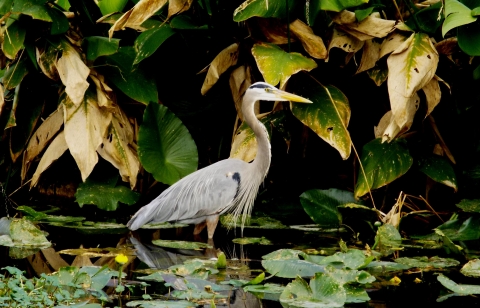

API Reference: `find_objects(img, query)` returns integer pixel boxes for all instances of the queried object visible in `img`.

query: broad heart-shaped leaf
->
[354,138,413,199]
[97,0,129,15]
[133,24,175,65]
[138,103,198,185]
[84,36,120,61]
[100,47,158,104]
[62,90,112,182]
[12,0,52,21]
[442,0,476,37]
[299,189,354,227]
[3,57,29,90]
[387,33,438,129]
[251,43,317,88]
[75,174,140,211]
[319,0,369,12]
[2,20,26,60]
[233,0,296,22]
[291,75,351,159]
[419,155,457,191]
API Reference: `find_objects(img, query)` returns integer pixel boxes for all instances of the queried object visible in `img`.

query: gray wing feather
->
[127,158,248,230]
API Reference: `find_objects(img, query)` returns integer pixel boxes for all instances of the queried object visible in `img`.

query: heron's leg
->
[206,215,219,239]
[193,221,206,235]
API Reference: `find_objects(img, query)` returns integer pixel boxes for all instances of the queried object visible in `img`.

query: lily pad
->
[151,240,212,250]
[141,221,189,229]
[126,300,197,307]
[262,259,325,278]
[461,259,480,277]
[437,274,480,294]
[10,218,50,247]
[232,237,272,245]
[49,221,128,235]
[220,214,288,229]
[394,256,460,269]
[138,103,198,186]
[319,249,370,270]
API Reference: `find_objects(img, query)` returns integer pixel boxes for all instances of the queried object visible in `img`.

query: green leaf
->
[319,0,369,12]
[461,259,480,277]
[125,300,198,307]
[97,0,128,15]
[457,199,480,212]
[473,6,480,15]
[12,0,52,21]
[419,155,457,191]
[299,189,352,227]
[141,221,188,229]
[10,218,51,247]
[262,259,325,278]
[395,256,460,269]
[438,274,480,294]
[355,7,375,21]
[442,0,476,37]
[215,252,227,269]
[232,237,273,245]
[292,75,351,159]
[3,57,29,90]
[134,25,175,65]
[436,217,480,241]
[373,224,402,256]
[406,2,443,34]
[170,15,208,29]
[233,0,296,22]
[0,0,13,14]
[100,47,158,104]
[138,103,198,185]
[354,138,413,199]
[56,0,70,11]
[75,174,140,211]
[84,36,120,61]
[2,20,26,60]
[458,20,480,55]
[48,7,69,35]
[319,249,369,270]
[367,67,388,86]
[262,249,305,260]
[151,240,212,250]
[251,43,317,88]
[345,285,370,303]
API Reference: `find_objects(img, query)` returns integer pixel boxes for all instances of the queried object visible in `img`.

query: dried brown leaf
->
[379,32,408,59]
[201,43,239,95]
[423,77,441,118]
[290,19,327,59]
[357,39,381,74]
[333,11,396,40]
[328,28,364,60]
[56,44,90,105]
[168,0,193,19]
[229,65,254,120]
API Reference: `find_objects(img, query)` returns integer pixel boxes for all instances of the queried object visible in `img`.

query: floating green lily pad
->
[232,237,272,245]
[395,256,460,269]
[9,218,50,247]
[126,299,197,307]
[461,259,480,277]
[141,221,189,229]
[151,240,212,250]
[48,221,128,235]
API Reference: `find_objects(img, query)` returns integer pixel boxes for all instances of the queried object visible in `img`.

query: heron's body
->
[127,82,311,237]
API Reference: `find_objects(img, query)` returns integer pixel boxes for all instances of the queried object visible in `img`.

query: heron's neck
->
[242,97,271,181]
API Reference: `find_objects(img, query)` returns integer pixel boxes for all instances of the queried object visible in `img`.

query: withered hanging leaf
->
[333,11,396,41]
[22,107,64,181]
[63,90,112,182]
[56,43,90,105]
[168,0,193,19]
[97,106,139,188]
[328,28,364,59]
[380,93,420,142]
[36,46,59,80]
[31,131,69,187]
[229,65,253,120]
[387,33,438,129]
[423,77,441,118]
[257,18,290,44]
[380,32,408,59]
[356,39,381,74]
[290,19,327,59]
[90,71,114,108]
[108,0,168,39]
[201,43,239,95]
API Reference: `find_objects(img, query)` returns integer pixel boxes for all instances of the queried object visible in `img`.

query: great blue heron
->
[127,82,312,238]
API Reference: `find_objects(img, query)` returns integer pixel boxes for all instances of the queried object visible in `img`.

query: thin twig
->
[420,195,444,223]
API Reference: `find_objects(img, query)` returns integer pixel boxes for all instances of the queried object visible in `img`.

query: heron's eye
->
[265,88,271,93]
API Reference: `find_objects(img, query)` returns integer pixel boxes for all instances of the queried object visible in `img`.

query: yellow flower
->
[115,253,128,264]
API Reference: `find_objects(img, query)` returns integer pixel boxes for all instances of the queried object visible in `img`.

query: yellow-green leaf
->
[252,43,317,88]
[291,75,351,160]
[442,0,477,37]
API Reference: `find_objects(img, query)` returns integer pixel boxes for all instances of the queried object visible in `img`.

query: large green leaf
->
[233,0,296,22]
[12,0,52,21]
[299,189,353,227]
[100,47,158,104]
[319,0,369,12]
[0,0,13,14]
[436,217,480,241]
[84,36,120,61]
[251,43,317,88]
[138,103,198,185]
[442,0,476,37]
[48,7,69,35]
[373,224,402,256]
[262,259,325,279]
[292,75,351,159]
[2,20,26,60]
[458,20,480,55]
[97,0,128,15]
[3,58,29,90]
[133,24,175,65]
[419,155,457,191]
[75,174,140,211]
[354,138,413,199]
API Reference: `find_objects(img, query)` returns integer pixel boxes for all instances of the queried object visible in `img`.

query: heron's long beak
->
[274,89,313,103]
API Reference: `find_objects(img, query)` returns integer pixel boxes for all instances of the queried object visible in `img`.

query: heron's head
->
[246,82,313,103]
